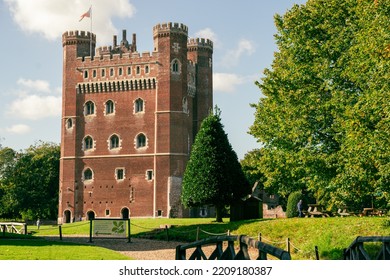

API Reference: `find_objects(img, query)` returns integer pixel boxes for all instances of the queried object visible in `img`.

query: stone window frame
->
[104,100,115,115]
[171,59,181,75]
[115,167,125,181]
[134,98,144,114]
[83,135,95,151]
[146,169,154,181]
[108,134,122,150]
[84,101,96,116]
[83,168,94,182]
[66,118,73,130]
[135,133,147,149]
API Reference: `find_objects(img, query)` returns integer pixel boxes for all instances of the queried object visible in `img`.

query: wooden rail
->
[0,222,27,235]
[176,235,291,260]
[344,236,390,260]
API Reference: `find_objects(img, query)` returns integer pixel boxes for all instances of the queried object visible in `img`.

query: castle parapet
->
[153,22,188,38]
[62,30,96,46]
[187,38,213,51]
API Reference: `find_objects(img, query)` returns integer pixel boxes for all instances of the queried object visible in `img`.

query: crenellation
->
[187,38,213,51]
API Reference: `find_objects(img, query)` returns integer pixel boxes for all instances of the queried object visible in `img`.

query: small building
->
[230,182,263,221]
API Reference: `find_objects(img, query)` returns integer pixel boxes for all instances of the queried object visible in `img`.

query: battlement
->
[187,38,213,51]
[153,22,188,37]
[62,30,96,46]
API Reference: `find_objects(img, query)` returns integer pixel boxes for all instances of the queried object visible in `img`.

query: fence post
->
[165,225,169,242]
[315,246,320,260]
[258,233,262,242]
[127,218,131,243]
[196,226,200,241]
[227,230,230,236]
[59,225,62,240]
[24,223,28,235]
[1,225,5,237]
[287,238,290,254]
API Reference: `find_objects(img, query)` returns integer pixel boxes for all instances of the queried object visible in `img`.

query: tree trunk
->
[215,206,223,222]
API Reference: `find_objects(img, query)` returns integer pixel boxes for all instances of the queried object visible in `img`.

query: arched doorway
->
[87,211,95,220]
[121,208,130,219]
[64,210,71,223]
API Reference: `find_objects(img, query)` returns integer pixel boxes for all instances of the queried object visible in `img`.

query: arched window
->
[136,133,146,149]
[135,98,144,113]
[66,118,73,129]
[110,134,120,149]
[171,59,181,74]
[105,100,114,115]
[84,101,95,116]
[84,168,93,181]
[84,136,93,150]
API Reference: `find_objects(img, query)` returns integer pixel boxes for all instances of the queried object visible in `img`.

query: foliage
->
[286,191,302,218]
[240,149,266,188]
[181,107,251,222]
[249,0,390,211]
[0,142,60,220]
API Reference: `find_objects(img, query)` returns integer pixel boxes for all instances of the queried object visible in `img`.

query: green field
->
[1,216,389,260]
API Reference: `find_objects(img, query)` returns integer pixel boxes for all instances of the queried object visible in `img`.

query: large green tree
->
[181,108,250,222]
[0,142,60,220]
[250,0,389,210]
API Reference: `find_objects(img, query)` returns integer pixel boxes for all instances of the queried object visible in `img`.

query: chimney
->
[113,35,117,48]
[132,33,137,52]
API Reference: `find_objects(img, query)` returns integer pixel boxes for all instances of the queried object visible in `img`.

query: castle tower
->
[58,23,212,223]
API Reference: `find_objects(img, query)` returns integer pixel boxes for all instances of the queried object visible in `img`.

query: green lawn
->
[2,216,390,260]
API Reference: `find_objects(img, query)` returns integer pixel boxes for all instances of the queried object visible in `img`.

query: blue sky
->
[0,0,307,159]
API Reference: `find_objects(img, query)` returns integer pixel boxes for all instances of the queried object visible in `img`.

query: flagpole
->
[90,5,93,57]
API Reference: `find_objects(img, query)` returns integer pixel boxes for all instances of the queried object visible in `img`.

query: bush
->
[286,191,303,218]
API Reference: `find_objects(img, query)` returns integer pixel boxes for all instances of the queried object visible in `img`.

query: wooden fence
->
[176,234,291,260]
[344,236,390,260]
[0,222,27,236]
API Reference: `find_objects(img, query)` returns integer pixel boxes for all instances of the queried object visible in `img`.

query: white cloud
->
[4,0,136,44]
[17,78,51,93]
[213,73,247,93]
[6,124,31,135]
[6,78,62,120]
[221,39,255,68]
[7,95,62,120]
[194,28,219,48]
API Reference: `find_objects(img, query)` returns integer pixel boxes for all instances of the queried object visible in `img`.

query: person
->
[36,218,40,230]
[297,200,304,217]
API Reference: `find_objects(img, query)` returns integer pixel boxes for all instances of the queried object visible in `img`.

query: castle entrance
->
[121,208,130,219]
[64,210,71,223]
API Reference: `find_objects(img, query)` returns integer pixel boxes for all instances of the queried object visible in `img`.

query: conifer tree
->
[181,107,250,222]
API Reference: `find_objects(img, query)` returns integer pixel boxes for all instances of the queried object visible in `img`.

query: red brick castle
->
[58,22,213,223]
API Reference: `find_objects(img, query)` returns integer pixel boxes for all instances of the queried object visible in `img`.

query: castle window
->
[105,209,110,216]
[146,170,154,181]
[171,59,181,74]
[83,168,93,181]
[109,134,120,149]
[84,70,88,79]
[145,65,149,74]
[118,67,123,76]
[136,133,146,149]
[136,66,140,75]
[92,70,97,78]
[84,101,95,116]
[105,100,115,115]
[116,168,125,180]
[127,67,131,75]
[101,69,106,77]
[110,68,114,76]
[135,98,144,113]
[66,118,73,129]
[84,136,94,151]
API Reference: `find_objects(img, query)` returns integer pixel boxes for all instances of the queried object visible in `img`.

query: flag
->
[79,6,91,22]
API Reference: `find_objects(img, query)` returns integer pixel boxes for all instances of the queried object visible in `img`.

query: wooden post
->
[24,223,27,235]
[89,219,93,243]
[165,225,169,242]
[59,225,63,240]
[315,246,320,260]
[258,233,262,242]
[1,225,5,237]
[127,218,131,243]
[287,238,290,254]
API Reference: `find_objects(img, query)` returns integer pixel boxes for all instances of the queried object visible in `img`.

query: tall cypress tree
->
[181,107,250,222]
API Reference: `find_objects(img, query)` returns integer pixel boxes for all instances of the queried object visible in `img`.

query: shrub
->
[286,191,303,218]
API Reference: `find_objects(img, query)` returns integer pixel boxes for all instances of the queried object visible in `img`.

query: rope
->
[199,229,228,236]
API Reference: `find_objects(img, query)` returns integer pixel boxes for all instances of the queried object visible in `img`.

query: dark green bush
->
[286,191,303,218]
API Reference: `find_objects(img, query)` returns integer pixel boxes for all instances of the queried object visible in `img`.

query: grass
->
[2,216,390,260]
